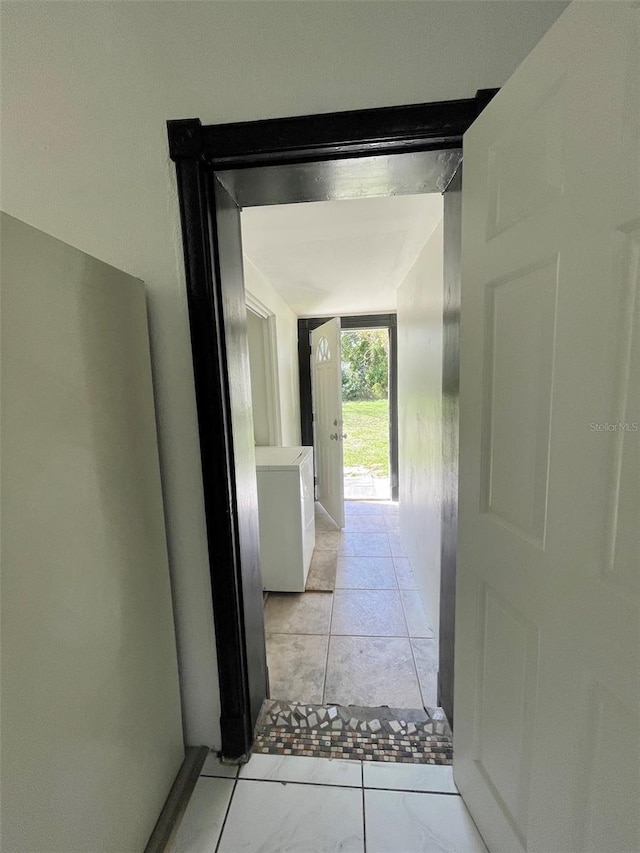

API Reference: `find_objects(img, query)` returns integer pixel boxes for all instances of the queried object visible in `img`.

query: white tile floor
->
[265,500,438,708]
[174,753,488,853]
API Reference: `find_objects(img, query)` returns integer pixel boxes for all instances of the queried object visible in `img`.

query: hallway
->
[264,500,438,710]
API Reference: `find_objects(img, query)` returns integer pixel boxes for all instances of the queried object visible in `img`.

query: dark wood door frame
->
[168,90,497,759]
[298,314,399,502]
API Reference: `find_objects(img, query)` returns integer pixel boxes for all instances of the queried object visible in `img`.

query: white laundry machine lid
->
[255,445,312,470]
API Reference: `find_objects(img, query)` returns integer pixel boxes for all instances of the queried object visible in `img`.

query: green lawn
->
[342,398,389,477]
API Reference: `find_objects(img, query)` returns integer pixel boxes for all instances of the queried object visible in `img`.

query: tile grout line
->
[200,774,459,797]
[408,636,427,708]
[321,551,336,704]
[200,771,239,780]
[392,535,430,708]
[267,631,431,639]
[361,760,367,853]
[391,554,402,593]
[238,777,362,791]
[213,774,239,853]
[363,786,460,796]
[399,581,427,710]
[391,555,419,592]
[333,587,403,591]
[361,759,367,852]
[395,550,412,640]
[393,550,438,706]
[267,630,331,637]
[328,632,413,638]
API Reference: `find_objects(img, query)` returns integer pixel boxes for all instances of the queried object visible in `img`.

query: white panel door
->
[312,318,345,528]
[455,4,639,853]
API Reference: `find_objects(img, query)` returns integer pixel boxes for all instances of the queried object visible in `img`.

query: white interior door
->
[455,4,639,853]
[312,317,345,528]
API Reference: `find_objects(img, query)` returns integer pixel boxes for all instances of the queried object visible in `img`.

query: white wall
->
[397,218,444,639]
[0,1,566,747]
[244,258,301,447]
[246,308,272,446]
[1,214,184,852]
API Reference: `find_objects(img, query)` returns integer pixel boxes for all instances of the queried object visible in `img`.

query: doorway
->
[167,91,494,759]
[298,313,399,503]
[240,195,440,749]
[341,327,391,501]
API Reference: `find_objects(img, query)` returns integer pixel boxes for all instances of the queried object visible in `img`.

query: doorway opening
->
[341,327,391,501]
[297,311,400,506]
[167,91,493,760]
[240,194,447,763]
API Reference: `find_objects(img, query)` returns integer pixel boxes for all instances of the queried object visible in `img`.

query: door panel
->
[312,318,345,528]
[455,4,639,852]
[439,166,463,725]
[1,214,183,852]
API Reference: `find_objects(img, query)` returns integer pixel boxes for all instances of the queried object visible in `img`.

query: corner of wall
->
[396,218,444,641]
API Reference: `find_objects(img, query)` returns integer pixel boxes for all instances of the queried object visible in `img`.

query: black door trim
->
[168,91,497,172]
[192,93,494,168]
[170,155,258,759]
[298,314,399,501]
[168,90,497,758]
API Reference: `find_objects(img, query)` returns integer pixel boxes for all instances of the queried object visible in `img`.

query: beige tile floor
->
[264,500,438,709]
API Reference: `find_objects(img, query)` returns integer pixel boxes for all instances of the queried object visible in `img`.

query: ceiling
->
[241,194,443,317]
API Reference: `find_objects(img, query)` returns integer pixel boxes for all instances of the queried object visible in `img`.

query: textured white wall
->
[246,309,271,445]
[0,0,566,747]
[397,218,444,640]
[244,258,302,447]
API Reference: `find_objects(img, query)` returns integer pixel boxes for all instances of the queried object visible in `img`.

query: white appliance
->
[255,446,315,592]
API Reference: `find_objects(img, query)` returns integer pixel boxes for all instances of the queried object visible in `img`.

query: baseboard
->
[144,745,209,853]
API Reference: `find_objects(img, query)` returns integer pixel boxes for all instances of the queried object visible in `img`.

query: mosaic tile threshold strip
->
[254,700,453,765]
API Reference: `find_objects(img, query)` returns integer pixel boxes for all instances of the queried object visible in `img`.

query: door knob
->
[330,433,338,440]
